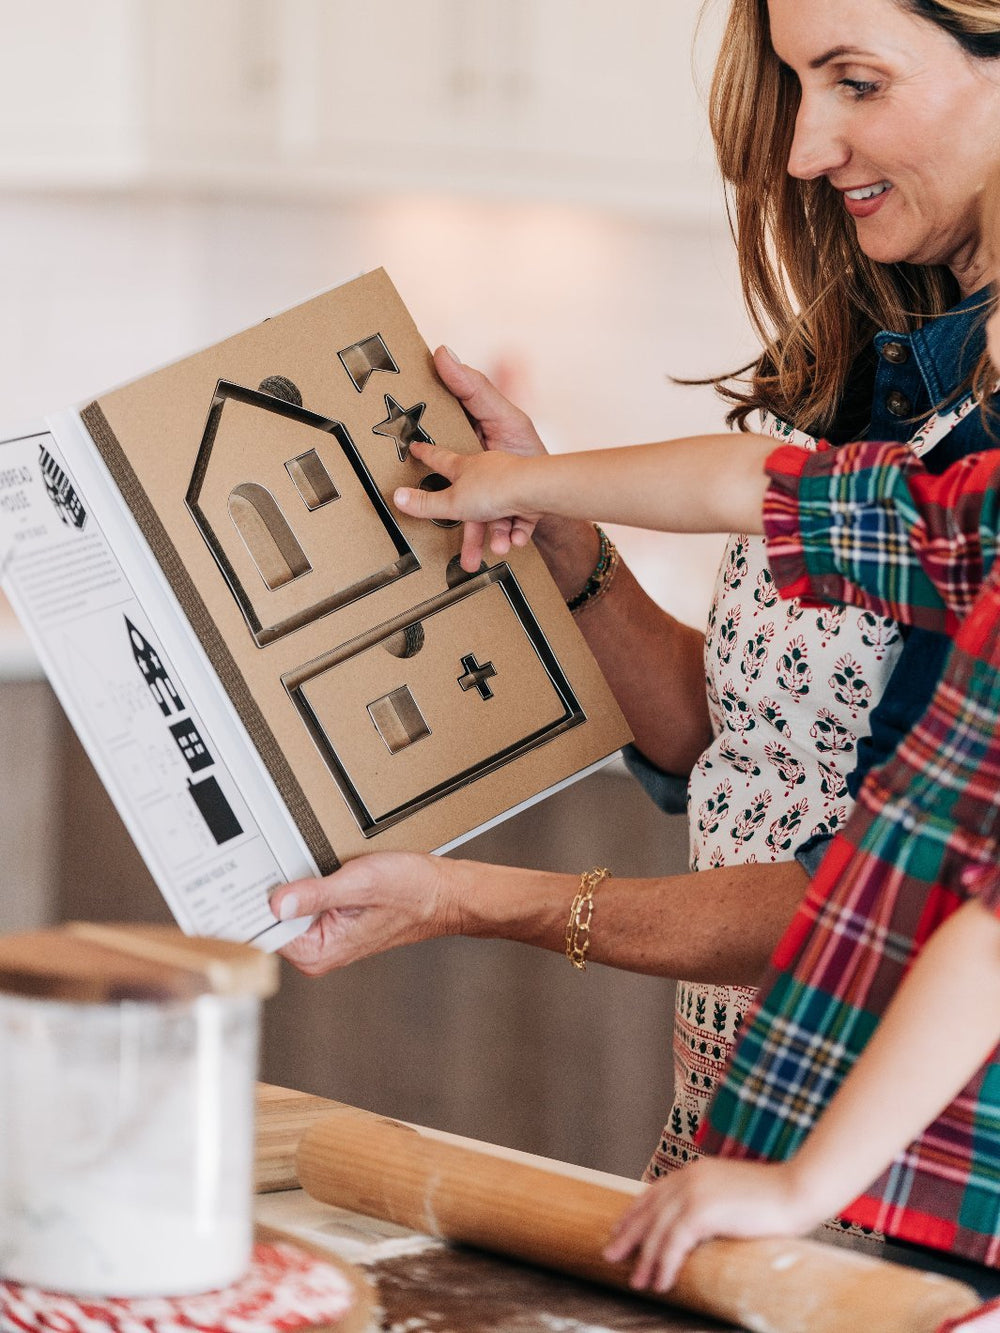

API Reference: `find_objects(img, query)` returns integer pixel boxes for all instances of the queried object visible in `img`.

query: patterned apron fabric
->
[643,403,967,1181]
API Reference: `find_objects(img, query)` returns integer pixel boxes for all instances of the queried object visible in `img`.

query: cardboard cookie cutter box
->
[0,270,631,950]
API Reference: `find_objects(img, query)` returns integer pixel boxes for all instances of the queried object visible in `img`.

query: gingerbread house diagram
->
[80,269,631,870]
[186,376,417,646]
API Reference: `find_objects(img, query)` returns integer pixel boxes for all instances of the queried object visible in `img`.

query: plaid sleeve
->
[763,441,1000,631]
[935,565,1000,920]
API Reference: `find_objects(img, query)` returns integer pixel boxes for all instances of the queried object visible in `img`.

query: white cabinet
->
[0,0,722,216]
[146,0,287,171]
[0,0,145,183]
[288,0,721,213]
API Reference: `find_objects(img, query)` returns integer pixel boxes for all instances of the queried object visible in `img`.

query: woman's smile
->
[840,180,893,219]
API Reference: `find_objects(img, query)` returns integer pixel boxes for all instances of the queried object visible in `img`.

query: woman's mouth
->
[842,181,893,218]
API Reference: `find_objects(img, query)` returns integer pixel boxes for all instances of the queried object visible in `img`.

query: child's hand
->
[429,345,550,572]
[394,440,544,571]
[603,1159,820,1293]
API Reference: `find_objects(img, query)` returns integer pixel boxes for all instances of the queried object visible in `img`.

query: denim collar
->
[890,285,989,401]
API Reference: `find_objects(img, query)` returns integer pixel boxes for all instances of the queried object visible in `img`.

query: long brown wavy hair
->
[709,0,1000,433]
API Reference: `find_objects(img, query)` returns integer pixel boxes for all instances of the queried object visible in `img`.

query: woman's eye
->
[839,77,879,98]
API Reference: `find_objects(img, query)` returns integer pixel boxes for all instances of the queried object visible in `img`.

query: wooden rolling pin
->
[296,1106,980,1333]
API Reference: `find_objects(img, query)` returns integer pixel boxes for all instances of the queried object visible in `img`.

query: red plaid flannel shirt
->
[699,440,1000,1266]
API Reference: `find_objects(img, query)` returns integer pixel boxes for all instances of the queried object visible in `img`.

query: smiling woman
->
[712,0,1000,434]
[269,0,1000,1290]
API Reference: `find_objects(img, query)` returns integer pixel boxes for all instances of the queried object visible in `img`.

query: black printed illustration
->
[39,445,86,530]
[186,774,243,844]
[123,616,241,847]
[168,718,214,773]
[126,617,184,716]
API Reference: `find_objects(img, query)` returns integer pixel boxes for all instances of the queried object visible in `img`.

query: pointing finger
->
[409,438,463,478]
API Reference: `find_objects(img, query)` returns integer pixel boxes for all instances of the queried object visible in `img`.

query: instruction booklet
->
[0,270,631,950]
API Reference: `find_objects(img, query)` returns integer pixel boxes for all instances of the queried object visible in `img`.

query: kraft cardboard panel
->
[291,572,582,834]
[83,269,631,867]
[189,385,416,644]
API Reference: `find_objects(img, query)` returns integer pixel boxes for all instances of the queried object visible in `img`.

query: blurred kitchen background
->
[0,1,756,1178]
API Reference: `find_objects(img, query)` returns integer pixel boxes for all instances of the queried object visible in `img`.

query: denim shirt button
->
[881,340,910,365]
[886,389,912,418]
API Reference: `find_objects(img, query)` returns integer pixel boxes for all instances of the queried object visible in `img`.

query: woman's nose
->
[787,98,850,181]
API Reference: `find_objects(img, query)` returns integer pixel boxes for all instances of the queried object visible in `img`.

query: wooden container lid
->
[0,922,279,1004]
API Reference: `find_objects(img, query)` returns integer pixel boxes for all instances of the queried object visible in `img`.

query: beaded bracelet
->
[566,525,620,615]
[565,866,611,971]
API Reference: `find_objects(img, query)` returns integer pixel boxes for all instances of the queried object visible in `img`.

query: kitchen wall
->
[0,0,755,1177]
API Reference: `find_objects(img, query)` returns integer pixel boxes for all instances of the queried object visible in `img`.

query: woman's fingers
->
[433,346,510,429]
[269,863,371,923]
[277,910,366,975]
[268,853,447,976]
[487,518,514,556]
[433,346,547,457]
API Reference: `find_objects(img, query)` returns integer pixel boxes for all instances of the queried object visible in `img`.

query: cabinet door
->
[0,0,145,182]
[304,0,471,174]
[518,1,719,207]
[146,0,287,169]
[305,0,720,212]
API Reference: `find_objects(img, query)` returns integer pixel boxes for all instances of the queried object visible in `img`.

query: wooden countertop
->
[254,1085,989,1333]
[256,1188,734,1332]
[255,1083,736,1330]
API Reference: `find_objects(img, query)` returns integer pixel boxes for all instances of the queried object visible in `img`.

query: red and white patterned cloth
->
[648,412,903,1179]
[0,1241,357,1332]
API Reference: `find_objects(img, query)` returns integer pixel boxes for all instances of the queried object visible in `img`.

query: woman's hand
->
[269,852,465,976]
[603,1159,822,1293]
[395,439,544,570]
[432,346,549,570]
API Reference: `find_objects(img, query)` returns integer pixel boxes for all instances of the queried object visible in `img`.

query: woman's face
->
[768,0,1000,294]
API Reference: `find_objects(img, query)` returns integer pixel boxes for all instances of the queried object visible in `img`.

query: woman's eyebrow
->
[810,44,877,69]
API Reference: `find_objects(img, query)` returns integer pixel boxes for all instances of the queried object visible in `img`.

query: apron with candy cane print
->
[645,394,979,1183]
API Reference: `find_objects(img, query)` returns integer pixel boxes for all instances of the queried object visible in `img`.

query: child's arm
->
[394,434,774,571]
[603,896,1000,1292]
[764,441,1000,631]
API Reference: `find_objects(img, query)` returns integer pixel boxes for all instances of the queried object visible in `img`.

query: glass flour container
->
[0,922,278,1296]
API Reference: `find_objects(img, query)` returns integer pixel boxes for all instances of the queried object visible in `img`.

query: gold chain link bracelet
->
[565,866,611,971]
